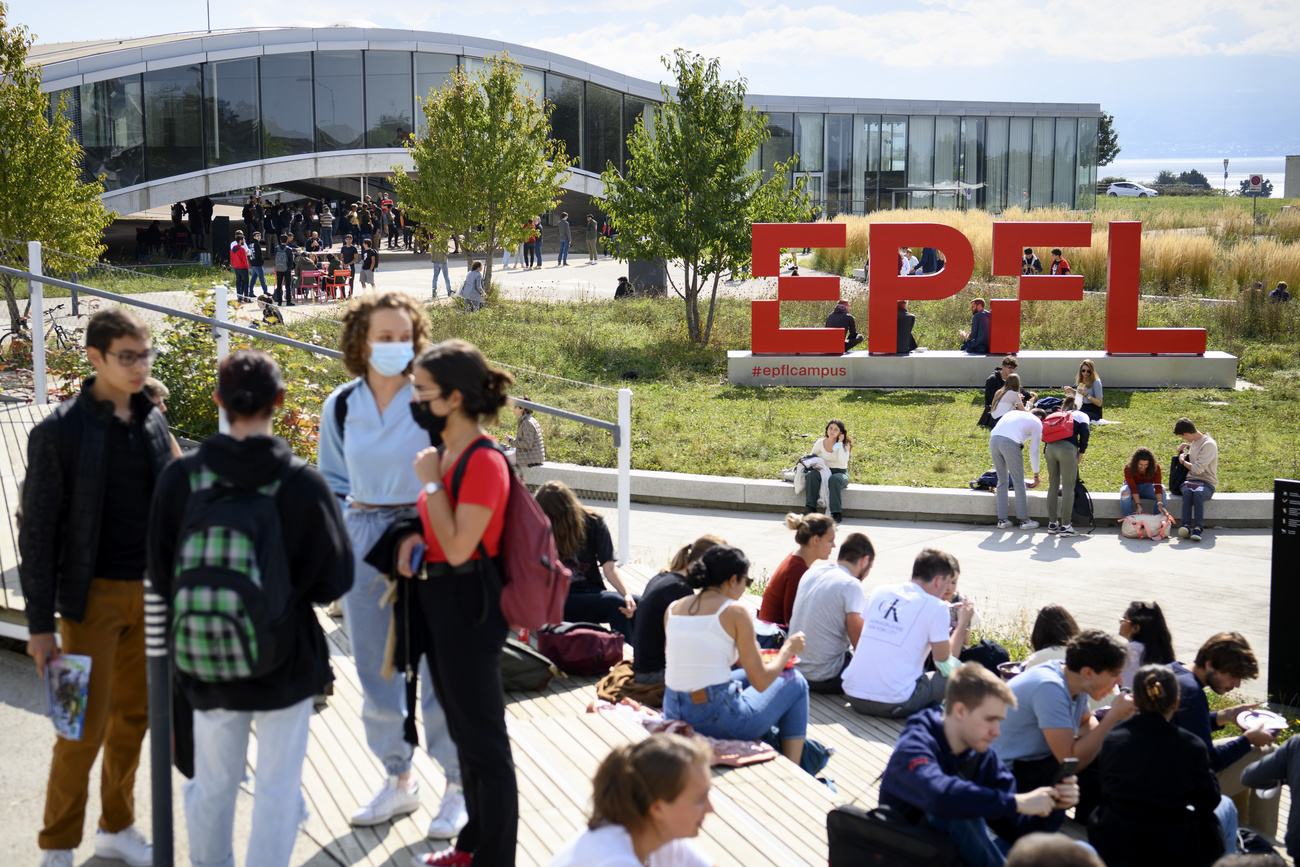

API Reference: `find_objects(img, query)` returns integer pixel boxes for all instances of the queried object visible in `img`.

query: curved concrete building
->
[30,27,1101,216]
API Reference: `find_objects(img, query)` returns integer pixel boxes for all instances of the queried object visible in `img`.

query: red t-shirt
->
[419,438,510,561]
[757,552,810,627]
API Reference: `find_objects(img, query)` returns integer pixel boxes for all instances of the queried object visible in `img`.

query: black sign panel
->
[1268,479,1300,705]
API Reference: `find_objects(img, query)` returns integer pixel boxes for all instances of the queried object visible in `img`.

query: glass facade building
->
[38,31,1099,212]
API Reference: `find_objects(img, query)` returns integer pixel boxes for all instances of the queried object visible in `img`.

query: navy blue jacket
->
[1170,661,1252,773]
[880,708,1064,843]
[967,309,991,351]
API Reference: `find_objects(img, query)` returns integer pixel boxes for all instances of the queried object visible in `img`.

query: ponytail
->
[1132,664,1179,716]
[668,534,726,573]
[684,544,749,591]
[785,512,834,545]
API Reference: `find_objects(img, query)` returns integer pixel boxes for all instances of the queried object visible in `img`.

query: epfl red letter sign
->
[750,221,1206,356]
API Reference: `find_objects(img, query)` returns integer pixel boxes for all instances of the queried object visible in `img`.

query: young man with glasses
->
[20,309,175,867]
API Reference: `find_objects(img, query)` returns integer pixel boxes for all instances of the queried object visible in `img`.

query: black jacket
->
[147,434,353,711]
[1088,712,1224,867]
[826,307,859,352]
[19,379,174,633]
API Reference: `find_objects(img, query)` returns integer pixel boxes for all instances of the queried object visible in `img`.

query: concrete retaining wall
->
[522,463,1272,528]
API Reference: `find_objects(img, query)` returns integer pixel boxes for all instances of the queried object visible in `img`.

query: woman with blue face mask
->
[317,292,469,841]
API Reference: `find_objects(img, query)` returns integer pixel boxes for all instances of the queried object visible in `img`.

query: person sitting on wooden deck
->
[549,733,714,867]
[880,663,1081,867]
[787,532,874,695]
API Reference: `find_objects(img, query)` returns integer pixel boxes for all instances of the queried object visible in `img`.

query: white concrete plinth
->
[728,350,1238,389]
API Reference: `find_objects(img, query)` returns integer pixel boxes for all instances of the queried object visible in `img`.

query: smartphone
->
[408,542,426,575]
[1053,757,1080,784]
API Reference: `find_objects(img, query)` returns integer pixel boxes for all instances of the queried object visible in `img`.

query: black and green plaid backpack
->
[170,457,304,682]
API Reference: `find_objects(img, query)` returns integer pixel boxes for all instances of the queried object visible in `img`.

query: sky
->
[11,0,1300,162]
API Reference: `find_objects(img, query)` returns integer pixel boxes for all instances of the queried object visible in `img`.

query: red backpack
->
[452,439,571,630]
[536,622,624,676]
[1041,411,1074,443]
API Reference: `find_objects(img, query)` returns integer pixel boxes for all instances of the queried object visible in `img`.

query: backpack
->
[968,469,1000,491]
[274,244,290,272]
[500,637,560,691]
[1034,396,1063,413]
[827,804,960,867]
[451,438,571,630]
[1169,451,1188,495]
[1120,511,1173,541]
[170,458,304,682]
[537,622,624,676]
[1071,477,1096,534]
[1041,411,1074,443]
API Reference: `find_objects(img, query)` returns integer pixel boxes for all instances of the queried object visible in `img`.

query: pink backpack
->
[1120,511,1173,541]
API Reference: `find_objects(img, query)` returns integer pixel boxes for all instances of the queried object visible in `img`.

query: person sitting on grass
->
[504,395,545,467]
[825,299,865,353]
[549,734,714,867]
[787,532,874,694]
[662,545,810,765]
[843,549,974,718]
[1119,447,1167,518]
[981,355,1036,428]
[1063,359,1102,422]
[757,512,836,630]
[1174,417,1218,543]
[459,260,485,312]
[880,663,1081,867]
[1022,604,1081,669]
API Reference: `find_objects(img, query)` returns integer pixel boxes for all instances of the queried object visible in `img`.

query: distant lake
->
[1106,157,1287,198]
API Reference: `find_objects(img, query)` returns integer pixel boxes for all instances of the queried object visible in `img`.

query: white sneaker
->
[1020,520,1040,530]
[351,776,420,826]
[94,825,152,867]
[39,850,73,867]
[426,784,469,839]
[1057,524,1078,537]
[996,520,1013,529]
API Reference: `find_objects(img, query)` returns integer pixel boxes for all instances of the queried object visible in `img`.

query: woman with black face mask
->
[316,293,469,841]
[398,339,519,867]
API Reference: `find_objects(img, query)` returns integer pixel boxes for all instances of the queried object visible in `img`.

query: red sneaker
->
[411,848,472,867]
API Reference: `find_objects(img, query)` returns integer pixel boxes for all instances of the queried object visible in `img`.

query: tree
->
[1097,111,1121,167]
[598,50,817,346]
[0,2,113,331]
[1238,177,1273,198]
[392,53,572,289]
[1178,169,1210,188]
[1154,170,1179,185]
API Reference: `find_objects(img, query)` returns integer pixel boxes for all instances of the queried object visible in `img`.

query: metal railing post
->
[145,575,174,867]
[28,242,46,405]
[215,283,230,433]
[617,387,632,564]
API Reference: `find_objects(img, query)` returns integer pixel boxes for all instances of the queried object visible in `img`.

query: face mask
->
[409,400,446,445]
[368,341,414,377]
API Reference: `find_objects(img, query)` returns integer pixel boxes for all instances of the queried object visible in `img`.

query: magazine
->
[45,654,92,740]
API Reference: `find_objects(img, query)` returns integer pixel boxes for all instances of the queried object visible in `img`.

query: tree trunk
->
[1,275,24,336]
[683,261,701,343]
[701,269,723,348]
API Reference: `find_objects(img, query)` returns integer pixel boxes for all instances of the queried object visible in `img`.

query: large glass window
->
[1031,117,1055,209]
[366,51,413,148]
[1077,116,1099,211]
[584,83,622,174]
[622,96,654,176]
[825,114,853,215]
[414,52,457,137]
[143,65,203,179]
[314,50,364,151]
[933,116,960,209]
[546,73,584,166]
[761,113,793,186]
[907,115,935,208]
[204,59,260,167]
[985,117,1009,213]
[79,76,144,190]
[879,116,907,210]
[1008,117,1032,210]
[1053,117,1077,208]
[852,114,880,212]
[260,52,314,157]
[794,113,824,172]
[962,117,986,210]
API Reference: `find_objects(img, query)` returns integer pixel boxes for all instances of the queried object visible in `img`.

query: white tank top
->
[664,599,741,692]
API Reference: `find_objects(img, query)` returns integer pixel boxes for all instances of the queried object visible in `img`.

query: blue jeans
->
[665,668,809,745]
[1216,793,1238,854]
[185,698,312,867]
[1119,482,1160,517]
[431,261,452,295]
[563,590,640,641]
[1180,482,1216,529]
[341,506,460,783]
[558,239,570,265]
[925,815,1009,867]
[321,226,333,247]
[248,265,268,293]
[805,468,848,515]
[990,435,1028,522]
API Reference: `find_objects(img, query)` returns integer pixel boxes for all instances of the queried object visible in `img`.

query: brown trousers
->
[40,579,148,850]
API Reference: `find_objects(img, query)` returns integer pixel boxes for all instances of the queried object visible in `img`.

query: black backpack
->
[969,469,1000,491]
[1169,452,1188,495]
[1071,477,1096,534]
[169,458,304,682]
[827,804,959,867]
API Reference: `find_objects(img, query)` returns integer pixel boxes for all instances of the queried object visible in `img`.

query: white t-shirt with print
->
[842,581,951,704]
[549,825,711,867]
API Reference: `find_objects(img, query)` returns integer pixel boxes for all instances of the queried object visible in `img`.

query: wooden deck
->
[0,402,53,621]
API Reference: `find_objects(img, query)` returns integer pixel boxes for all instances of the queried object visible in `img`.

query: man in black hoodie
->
[825,300,864,353]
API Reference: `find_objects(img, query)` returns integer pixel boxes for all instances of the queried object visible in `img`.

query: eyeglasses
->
[105,348,155,368]
[742,574,754,588]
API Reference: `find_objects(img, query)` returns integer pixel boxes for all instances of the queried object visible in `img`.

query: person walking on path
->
[21,309,174,867]
[557,212,571,266]
[147,349,353,867]
[248,231,269,298]
[989,409,1045,530]
[230,230,251,301]
[360,239,379,293]
[430,238,452,298]
[585,215,599,263]
[532,220,544,269]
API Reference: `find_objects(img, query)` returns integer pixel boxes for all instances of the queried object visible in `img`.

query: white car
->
[1107,181,1159,198]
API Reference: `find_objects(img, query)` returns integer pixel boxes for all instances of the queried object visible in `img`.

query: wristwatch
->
[425,481,444,496]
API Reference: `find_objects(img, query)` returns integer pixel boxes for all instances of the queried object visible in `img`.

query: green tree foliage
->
[0,2,114,331]
[1179,169,1210,188]
[392,53,572,289]
[1097,111,1121,167]
[598,50,816,346]
[1239,177,1274,198]
[1155,170,1179,185]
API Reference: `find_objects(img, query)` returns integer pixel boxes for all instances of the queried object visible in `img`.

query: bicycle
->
[0,303,76,355]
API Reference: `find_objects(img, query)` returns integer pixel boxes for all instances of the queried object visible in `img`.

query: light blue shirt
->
[318,378,427,505]
[993,660,1088,766]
